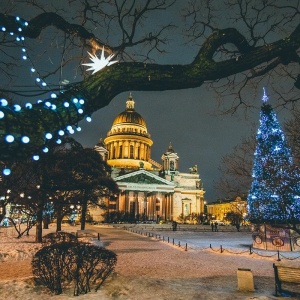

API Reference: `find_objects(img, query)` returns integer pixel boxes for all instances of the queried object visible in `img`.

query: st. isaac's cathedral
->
[93,94,206,223]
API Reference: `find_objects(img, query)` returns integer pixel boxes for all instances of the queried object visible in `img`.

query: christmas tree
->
[247,88,300,225]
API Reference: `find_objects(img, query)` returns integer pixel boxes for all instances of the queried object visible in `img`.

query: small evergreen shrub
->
[32,241,117,296]
[42,231,78,246]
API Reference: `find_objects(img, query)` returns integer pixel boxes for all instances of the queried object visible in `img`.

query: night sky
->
[1,1,298,202]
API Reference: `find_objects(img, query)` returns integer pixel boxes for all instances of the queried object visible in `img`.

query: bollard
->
[249,246,252,255]
[168,237,169,243]
[185,243,187,251]
[98,233,100,241]
[237,268,254,291]
[178,241,181,247]
[173,238,174,245]
[220,245,223,253]
[277,250,281,261]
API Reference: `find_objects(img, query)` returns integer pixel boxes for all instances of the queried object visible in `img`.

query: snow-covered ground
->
[0,223,300,299]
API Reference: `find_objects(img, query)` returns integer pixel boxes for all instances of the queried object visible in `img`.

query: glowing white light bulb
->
[64,102,69,107]
[33,155,40,161]
[43,147,49,153]
[21,136,30,143]
[58,130,64,136]
[13,104,21,112]
[86,116,92,122]
[5,135,14,143]
[0,111,4,119]
[45,133,52,140]
[3,168,11,176]
[0,99,8,106]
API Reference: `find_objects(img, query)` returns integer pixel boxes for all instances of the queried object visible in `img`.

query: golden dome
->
[112,94,146,127]
[104,93,153,170]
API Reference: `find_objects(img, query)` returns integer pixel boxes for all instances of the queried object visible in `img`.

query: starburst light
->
[82,46,118,74]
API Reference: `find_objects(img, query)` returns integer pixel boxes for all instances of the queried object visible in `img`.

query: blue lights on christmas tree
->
[247,88,300,225]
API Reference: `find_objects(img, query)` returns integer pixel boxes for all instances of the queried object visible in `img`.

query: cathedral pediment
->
[114,169,175,192]
[115,169,173,185]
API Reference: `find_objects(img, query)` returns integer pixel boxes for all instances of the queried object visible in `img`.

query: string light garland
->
[0,15,98,177]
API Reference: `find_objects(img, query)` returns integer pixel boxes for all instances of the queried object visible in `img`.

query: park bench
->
[273,263,300,297]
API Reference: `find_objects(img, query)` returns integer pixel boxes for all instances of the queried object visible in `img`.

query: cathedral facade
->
[93,94,206,223]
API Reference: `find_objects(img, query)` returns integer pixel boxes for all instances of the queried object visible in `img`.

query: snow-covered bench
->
[273,263,300,297]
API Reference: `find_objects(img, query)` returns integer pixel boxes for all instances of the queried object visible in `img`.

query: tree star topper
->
[82,46,118,74]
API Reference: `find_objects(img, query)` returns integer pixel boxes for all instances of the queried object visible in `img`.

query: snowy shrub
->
[41,231,77,246]
[32,242,117,296]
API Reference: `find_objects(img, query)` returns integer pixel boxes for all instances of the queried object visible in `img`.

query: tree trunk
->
[35,204,43,242]
[56,211,63,232]
[80,201,87,230]
[43,216,50,229]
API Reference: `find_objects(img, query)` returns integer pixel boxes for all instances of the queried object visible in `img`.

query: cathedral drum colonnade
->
[93,94,206,223]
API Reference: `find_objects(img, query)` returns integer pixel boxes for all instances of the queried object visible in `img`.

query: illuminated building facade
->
[206,196,247,223]
[94,94,206,222]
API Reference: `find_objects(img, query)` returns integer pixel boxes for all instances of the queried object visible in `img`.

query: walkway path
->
[90,225,299,299]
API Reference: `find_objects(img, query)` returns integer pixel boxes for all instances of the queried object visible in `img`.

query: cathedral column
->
[124,140,129,158]
[150,193,155,220]
[134,192,139,217]
[118,191,126,212]
[116,141,120,158]
[141,143,145,160]
[125,191,130,213]
[162,194,166,220]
